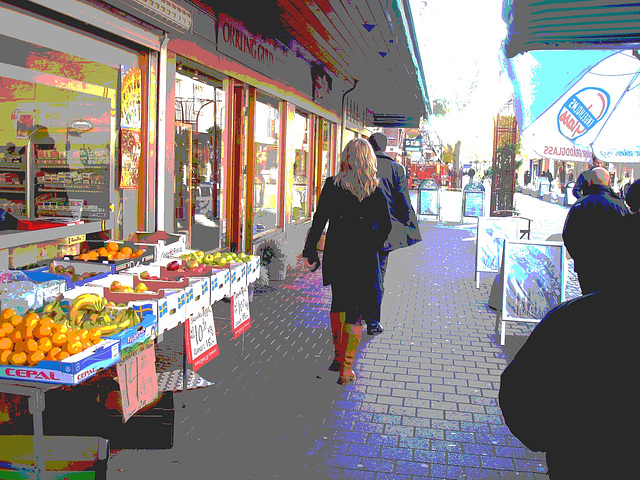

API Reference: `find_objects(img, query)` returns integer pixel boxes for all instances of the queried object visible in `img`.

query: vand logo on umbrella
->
[557,87,610,141]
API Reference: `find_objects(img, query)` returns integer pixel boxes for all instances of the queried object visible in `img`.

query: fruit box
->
[132,273,189,290]
[210,268,230,304]
[0,339,120,385]
[68,241,154,273]
[20,269,67,307]
[245,255,261,285]
[32,259,112,289]
[130,231,187,261]
[109,312,157,354]
[101,286,165,305]
[159,260,215,279]
[156,289,187,334]
[185,276,211,317]
[211,262,247,297]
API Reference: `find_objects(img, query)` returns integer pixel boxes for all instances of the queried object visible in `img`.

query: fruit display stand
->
[184,276,211,318]
[209,268,230,304]
[27,259,112,289]
[128,231,187,261]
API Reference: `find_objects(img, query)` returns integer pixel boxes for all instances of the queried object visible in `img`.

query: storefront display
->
[253,92,280,236]
[291,111,310,222]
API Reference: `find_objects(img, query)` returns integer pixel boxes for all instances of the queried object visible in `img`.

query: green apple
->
[204,254,214,265]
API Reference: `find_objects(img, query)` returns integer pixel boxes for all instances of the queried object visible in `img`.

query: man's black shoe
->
[367,323,384,335]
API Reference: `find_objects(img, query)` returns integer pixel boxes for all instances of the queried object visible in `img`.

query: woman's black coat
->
[303,177,391,291]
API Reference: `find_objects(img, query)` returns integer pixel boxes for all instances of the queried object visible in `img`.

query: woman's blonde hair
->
[334,138,379,201]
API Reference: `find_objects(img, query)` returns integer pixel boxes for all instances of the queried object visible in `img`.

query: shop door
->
[174,123,193,246]
[174,69,224,252]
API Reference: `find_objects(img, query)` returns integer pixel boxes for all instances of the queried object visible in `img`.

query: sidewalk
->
[108,193,575,479]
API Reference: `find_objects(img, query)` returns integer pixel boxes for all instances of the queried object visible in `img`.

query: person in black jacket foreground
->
[302,138,391,385]
[499,283,638,478]
[362,133,421,335]
[562,167,629,295]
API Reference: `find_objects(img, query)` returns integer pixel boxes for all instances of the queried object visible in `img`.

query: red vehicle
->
[408,160,450,189]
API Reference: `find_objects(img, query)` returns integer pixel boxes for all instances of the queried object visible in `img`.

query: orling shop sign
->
[218,13,276,77]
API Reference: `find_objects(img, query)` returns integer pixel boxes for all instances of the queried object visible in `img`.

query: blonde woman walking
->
[303,138,391,385]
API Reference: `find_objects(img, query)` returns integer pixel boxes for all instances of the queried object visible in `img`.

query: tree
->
[432,99,448,116]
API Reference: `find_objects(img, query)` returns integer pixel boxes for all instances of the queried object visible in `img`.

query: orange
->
[120,246,133,257]
[37,337,53,353]
[9,351,27,366]
[34,324,52,338]
[0,337,12,351]
[47,347,62,361]
[10,314,23,327]
[88,251,99,260]
[106,241,119,252]
[27,350,45,366]
[114,252,126,260]
[0,349,11,364]
[11,329,24,343]
[23,312,40,328]
[0,308,15,322]
[81,341,92,350]
[57,351,70,360]
[65,341,82,355]
[24,338,38,353]
[51,332,67,346]
[78,253,90,261]
[97,247,109,256]
[2,322,14,335]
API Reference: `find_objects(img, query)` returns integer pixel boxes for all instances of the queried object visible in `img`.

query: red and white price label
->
[185,306,219,371]
[231,287,251,338]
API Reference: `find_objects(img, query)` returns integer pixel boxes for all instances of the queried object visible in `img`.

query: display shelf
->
[0,162,25,171]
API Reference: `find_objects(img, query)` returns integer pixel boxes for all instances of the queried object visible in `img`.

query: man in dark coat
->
[572,156,604,200]
[363,133,421,335]
[499,283,638,478]
[562,167,629,295]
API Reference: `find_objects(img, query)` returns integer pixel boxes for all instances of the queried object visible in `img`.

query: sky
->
[409,0,514,164]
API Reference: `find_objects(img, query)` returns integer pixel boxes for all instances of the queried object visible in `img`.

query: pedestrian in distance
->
[562,167,630,295]
[572,155,604,200]
[499,281,639,478]
[302,138,391,385]
[362,132,421,336]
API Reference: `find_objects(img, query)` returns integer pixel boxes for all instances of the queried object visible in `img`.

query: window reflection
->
[291,111,309,222]
[253,93,280,236]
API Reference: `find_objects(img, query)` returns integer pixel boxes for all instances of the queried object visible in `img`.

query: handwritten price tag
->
[185,306,219,371]
[116,340,159,422]
[231,287,251,338]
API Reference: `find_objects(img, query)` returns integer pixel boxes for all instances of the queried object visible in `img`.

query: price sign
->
[116,339,159,422]
[231,287,251,338]
[185,306,219,371]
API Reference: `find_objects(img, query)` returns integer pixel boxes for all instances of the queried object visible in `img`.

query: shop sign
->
[404,138,421,152]
[116,339,159,422]
[218,13,276,77]
[61,234,86,246]
[231,287,251,338]
[185,306,219,371]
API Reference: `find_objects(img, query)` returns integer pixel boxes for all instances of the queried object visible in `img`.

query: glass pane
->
[291,111,309,222]
[0,34,117,222]
[321,120,333,180]
[253,93,279,236]
[174,71,224,252]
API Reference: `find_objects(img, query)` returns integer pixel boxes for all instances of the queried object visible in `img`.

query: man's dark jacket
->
[499,287,638,478]
[375,153,421,251]
[562,184,629,293]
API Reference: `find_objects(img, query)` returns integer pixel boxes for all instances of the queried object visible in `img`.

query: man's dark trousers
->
[363,250,390,329]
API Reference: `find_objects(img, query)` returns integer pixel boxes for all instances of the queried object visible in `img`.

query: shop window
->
[0,29,138,225]
[253,92,280,236]
[174,68,225,252]
[291,110,310,222]
[321,120,334,180]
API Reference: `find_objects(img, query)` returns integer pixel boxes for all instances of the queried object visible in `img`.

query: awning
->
[503,0,640,58]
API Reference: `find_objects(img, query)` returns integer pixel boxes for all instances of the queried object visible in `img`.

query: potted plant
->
[256,233,298,283]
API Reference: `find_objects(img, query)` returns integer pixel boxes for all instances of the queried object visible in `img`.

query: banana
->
[69,293,104,325]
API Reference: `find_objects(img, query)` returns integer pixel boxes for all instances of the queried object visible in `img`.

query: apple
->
[167,260,180,271]
[186,259,199,270]
[110,281,122,292]
[140,271,151,280]
[134,283,149,293]
[122,286,134,293]
[204,254,214,265]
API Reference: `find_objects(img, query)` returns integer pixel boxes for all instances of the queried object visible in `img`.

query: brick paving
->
[108,193,576,479]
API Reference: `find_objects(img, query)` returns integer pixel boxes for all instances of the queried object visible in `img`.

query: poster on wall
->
[119,128,141,189]
[120,65,142,130]
[475,217,520,274]
[501,239,565,322]
[15,112,35,139]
